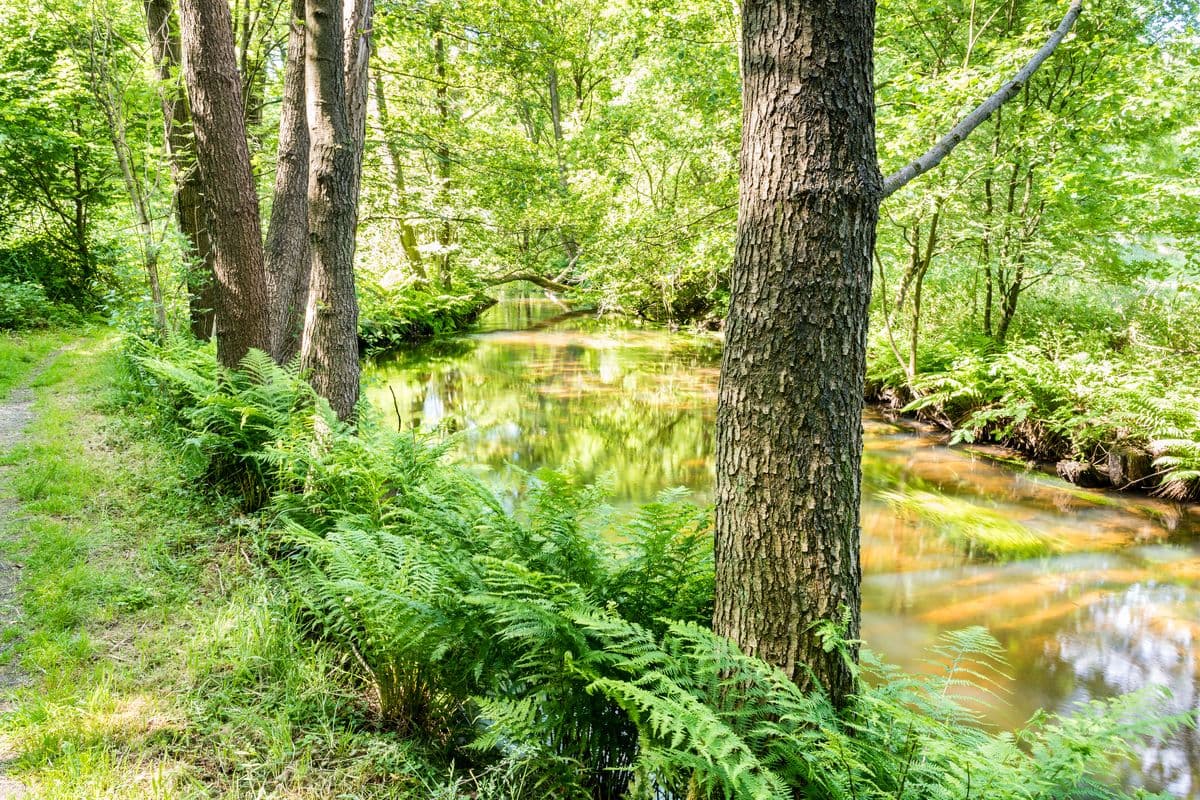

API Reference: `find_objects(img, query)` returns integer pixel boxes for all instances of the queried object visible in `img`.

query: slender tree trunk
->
[908,206,939,379]
[343,0,373,158]
[433,16,453,291]
[996,254,1024,343]
[299,0,364,421]
[106,118,169,337]
[713,0,881,708]
[372,72,425,277]
[69,125,94,290]
[547,65,579,268]
[88,17,168,336]
[265,0,311,362]
[179,0,271,367]
[143,0,216,340]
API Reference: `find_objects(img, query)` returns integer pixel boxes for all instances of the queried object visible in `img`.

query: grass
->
[0,333,437,799]
[0,327,80,400]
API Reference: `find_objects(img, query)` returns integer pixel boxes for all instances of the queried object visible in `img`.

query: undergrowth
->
[112,333,1192,799]
[868,281,1200,501]
[357,281,496,354]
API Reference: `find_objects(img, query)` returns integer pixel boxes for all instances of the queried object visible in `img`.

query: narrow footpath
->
[0,347,66,799]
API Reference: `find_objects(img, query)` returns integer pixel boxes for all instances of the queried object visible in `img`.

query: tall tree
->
[713,0,881,706]
[86,8,169,336]
[298,0,370,420]
[179,0,272,366]
[264,0,311,362]
[714,0,1080,707]
[143,0,216,340]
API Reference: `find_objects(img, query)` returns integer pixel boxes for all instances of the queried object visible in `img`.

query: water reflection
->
[367,299,1200,797]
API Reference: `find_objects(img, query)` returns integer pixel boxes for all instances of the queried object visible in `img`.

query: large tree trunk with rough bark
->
[713,0,881,709]
[299,0,365,421]
[264,0,311,362]
[179,0,271,366]
[143,0,216,340]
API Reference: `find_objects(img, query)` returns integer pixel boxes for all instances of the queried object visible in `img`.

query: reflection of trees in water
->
[369,314,1200,793]
[379,336,718,503]
[1049,584,1199,797]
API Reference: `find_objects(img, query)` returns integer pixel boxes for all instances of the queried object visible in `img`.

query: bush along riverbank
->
[867,291,1200,503]
[357,280,496,354]
[106,332,1194,799]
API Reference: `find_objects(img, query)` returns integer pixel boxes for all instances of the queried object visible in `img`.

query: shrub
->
[130,341,318,509]
[0,279,54,329]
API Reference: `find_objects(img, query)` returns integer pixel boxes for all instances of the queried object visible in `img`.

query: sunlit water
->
[367,298,1200,797]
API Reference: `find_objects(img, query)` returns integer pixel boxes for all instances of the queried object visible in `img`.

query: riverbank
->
[0,327,1190,798]
[865,338,1200,502]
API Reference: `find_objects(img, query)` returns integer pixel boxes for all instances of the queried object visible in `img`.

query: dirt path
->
[0,347,67,799]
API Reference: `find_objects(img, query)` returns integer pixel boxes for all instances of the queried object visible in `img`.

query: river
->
[366,297,1200,797]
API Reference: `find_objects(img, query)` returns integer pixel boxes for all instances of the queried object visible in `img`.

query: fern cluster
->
[123,336,315,508]
[869,327,1200,501]
[123,335,1190,798]
[357,279,496,353]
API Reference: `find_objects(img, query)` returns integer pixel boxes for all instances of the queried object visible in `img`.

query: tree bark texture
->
[299,0,363,421]
[264,0,311,362]
[713,0,882,708]
[179,0,271,366]
[144,0,217,340]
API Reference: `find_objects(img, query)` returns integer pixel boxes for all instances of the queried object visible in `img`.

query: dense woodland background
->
[2,0,1198,486]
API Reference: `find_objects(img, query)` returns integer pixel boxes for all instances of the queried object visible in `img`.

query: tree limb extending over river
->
[881,0,1083,198]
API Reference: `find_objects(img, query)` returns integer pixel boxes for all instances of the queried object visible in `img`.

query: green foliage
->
[0,280,59,330]
[121,335,1190,799]
[869,279,1200,500]
[125,339,318,509]
[358,281,496,353]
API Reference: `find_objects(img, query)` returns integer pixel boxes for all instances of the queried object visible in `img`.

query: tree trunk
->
[264,0,311,363]
[547,65,579,268]
[179,0,271,366]
[372,72,425,276]
[433,16,453,291]
[908,205,939,379]
[143,0,216,340]
[299,0,363,421]
[88,15,168,337]
[713,0,881,708]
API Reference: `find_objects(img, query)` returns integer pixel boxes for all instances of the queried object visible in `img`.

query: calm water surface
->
[367,298,1200,797]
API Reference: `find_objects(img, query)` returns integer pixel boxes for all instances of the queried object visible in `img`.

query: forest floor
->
[0,329,212,799]
[0,329,429,800]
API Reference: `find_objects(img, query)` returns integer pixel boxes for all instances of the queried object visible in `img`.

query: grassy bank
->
[0,331,1190,798]
[0,334,449,798]
[867,283,1200,501]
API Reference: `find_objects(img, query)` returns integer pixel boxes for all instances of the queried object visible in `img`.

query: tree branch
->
[485,272,576,294]
[881,0,1082,199]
